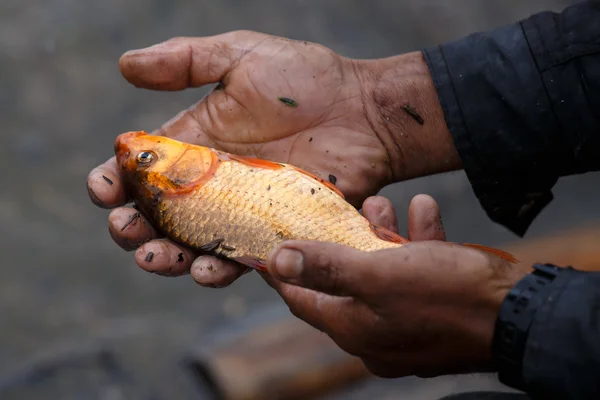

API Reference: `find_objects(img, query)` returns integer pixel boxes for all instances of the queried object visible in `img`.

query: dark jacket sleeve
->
[517,268,600,399]
[422,0,600,237]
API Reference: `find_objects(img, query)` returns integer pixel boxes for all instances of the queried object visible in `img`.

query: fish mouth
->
[114,131,148,168]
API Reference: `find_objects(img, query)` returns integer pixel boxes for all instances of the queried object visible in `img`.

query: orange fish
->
[114,131,517,272]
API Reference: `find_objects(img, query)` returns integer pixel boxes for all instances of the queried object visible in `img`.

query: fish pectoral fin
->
[199,238,224,253]
[457,243,519,264]
[232,255,267,272]
[370,223,409,244]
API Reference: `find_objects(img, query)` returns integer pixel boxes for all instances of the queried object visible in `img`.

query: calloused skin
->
[87,30,460,286]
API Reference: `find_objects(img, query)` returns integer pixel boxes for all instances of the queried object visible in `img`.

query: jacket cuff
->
[521,269,600,398]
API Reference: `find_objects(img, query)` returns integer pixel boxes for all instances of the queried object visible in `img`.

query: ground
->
[1,0,597,398]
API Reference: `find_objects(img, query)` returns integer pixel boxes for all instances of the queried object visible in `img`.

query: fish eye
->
[136,151,155,165]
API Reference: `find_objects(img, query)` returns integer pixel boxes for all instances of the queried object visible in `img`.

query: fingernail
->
[274,248,303,279]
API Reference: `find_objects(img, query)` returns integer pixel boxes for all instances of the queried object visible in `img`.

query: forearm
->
[360,1,600,237]
[425,0,600,236]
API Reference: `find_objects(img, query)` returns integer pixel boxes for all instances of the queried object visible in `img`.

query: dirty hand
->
[87,30,459,287]
[262,195,529,378]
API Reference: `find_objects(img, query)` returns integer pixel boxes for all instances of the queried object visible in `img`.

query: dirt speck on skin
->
[102,175,113,185]
[145,252,154,262]
[278,97,298,107]
[328,174,337,185]
[120,212,141,232]
[177,253,184,262]
[402,104,425,125]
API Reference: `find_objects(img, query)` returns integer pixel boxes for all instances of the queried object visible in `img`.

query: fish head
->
[114,131,217,211]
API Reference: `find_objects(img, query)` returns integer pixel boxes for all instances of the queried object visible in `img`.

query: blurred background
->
[1,0,597,399]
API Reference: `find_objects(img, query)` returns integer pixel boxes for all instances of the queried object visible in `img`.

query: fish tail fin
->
[370,223,410,244]
[457,243,519,264]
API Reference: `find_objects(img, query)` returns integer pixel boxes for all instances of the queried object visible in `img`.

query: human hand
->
[87,30,459,287]
[262,195,529,378]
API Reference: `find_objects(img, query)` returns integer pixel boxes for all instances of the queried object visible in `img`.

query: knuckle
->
[313,250,341,291]
[167,36,187,44]
[231,29,253,37]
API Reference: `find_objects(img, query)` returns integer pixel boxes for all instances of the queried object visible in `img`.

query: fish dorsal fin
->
[458,243,519,264]
[289,165,345,199]
[370,223,409,244]
[224,153,286,170]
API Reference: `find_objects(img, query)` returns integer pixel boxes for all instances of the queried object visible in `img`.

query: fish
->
[114,131,518,272]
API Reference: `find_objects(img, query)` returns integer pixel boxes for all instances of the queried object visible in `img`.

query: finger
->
[108,207,160,251]
[119,32,257,91]
[362,196,399,233]
[88,157,128,209]
[190,256,251,288]
[266,241,375,297]
[407,194,446,242]
[134,239,196,276]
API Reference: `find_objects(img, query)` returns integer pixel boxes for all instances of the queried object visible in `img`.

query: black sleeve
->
[495,266,600,399]
[422,0,600,237]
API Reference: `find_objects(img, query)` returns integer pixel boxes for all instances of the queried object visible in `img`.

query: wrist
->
[449,259,531,375]
[352,52,462,182]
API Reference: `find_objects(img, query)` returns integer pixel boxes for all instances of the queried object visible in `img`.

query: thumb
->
[118,31,263,91]
[266,240,374,297]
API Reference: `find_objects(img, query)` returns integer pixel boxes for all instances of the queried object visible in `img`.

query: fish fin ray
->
[225,153,284,170]
[370,223,409,244]
[457,243,519,264]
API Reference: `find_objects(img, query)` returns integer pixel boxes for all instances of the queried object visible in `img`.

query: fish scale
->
[152,158,400,262]
[115,131,518,271]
